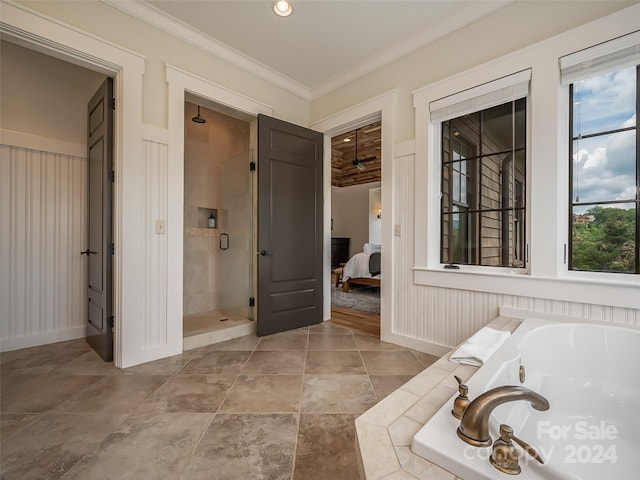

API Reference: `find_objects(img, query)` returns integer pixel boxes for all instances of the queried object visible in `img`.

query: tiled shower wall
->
[183,103,251,316]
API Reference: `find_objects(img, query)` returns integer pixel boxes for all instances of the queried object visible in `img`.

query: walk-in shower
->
[182,101,255,349]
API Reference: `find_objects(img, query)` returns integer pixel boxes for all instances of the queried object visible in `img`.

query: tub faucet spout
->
[457,385,549,447]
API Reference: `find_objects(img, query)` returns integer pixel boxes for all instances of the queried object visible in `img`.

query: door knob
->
[80,250,98,255]
[260,250,272,256]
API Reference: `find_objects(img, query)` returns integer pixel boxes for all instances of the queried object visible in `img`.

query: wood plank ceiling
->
[331,121,381,187]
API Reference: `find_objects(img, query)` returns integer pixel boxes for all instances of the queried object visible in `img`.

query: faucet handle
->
[451,375,469,419]
[490,424,544,475]
[490,424,521,475]
[511,428,545,465]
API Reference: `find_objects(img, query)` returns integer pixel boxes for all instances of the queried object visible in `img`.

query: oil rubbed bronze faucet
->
[457,386,550,447]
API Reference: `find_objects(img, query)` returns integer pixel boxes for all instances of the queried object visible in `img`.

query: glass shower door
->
[218,150,254,320]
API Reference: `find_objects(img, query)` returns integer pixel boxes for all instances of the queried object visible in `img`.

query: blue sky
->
[572,65,636,210]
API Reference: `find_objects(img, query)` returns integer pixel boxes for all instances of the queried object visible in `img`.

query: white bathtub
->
[412,318,639,480]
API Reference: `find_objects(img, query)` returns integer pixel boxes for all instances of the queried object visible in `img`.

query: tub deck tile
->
[355,316,518,479]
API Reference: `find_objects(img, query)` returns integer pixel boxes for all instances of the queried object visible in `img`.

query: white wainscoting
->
[0,128,173,358]
[0,136,87,351]
[388,141,640,357]
[141,132,169,350]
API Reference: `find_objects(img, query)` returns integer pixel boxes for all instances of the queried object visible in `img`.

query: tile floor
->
[0,322,439,480]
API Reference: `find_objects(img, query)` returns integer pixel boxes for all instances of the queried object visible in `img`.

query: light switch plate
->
[394,224,401,236]
[156,220,166,234]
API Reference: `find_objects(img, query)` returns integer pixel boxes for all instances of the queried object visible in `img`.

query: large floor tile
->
[1,375,104,413]
[120,351,201,375]
[0,413,40,441]
[57,350,123,376]
[354,334,406,351]
[256,333,308,351]
[1,412,128,480]
[307,333,357,351]
[0,348,88,375]
[58,375,168,414]
[309,322,353,335]
[179,350,251,374]
[411,350,440,368]
[242,350,306,374]
[293,413,359,480]
[219,374,303,413]
[139,374,236,413]
[305,350,365,374]
[360,351,425,375]
[61,412,213,480]
[369,375,415,401]
[301,375,376,414]
[179,413,298,480]
[202,334,260,351]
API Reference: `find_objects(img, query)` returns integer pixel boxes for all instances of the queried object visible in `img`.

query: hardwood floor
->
[329,306,380,337]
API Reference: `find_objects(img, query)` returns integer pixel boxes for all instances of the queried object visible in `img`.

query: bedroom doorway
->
[329,121,381,336]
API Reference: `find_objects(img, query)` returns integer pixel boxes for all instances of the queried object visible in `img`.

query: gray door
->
[83,77,114,361]
[257,114,323,336]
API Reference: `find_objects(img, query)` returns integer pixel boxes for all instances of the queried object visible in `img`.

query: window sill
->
[413,266,639,310]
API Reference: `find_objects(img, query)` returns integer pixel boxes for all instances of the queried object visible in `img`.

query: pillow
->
[363,243,381,254]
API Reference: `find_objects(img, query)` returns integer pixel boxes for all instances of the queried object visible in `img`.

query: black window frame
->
[440,98,527,268]
[568,65,640,274]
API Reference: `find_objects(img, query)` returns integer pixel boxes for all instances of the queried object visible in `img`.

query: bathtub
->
[412,318,639,480]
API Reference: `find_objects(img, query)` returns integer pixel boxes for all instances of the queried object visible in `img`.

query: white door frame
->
[0,1,145,367]
[311,90,396,341]
[165,65,272,351]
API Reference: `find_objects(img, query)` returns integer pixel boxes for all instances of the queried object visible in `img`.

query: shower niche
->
[196,207,218,229]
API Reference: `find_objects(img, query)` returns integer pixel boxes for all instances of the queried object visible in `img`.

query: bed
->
[337,244,381,292]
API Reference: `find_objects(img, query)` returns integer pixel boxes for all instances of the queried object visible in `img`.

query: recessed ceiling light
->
[273,0,293,17]
[343,138,351,142]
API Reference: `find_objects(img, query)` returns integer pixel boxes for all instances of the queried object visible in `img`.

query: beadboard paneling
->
[0,143,87,351]
[142,138,169,349]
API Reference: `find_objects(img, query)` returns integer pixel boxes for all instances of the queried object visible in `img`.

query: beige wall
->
[18,0,310,128]
[332,181,381,258]
[309,0,635,141]
[0,41,106,144]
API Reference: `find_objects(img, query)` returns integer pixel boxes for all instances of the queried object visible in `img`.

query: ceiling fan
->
[351,127,377,170]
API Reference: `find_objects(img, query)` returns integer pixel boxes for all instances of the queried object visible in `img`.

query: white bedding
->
[342,252,380,281]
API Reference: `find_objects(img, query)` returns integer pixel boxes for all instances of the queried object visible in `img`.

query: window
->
[564,31,640,275]
[440,98,526,267]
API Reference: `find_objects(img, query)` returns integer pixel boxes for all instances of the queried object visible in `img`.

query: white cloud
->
[579,147,606,169]
[623,113,636,128]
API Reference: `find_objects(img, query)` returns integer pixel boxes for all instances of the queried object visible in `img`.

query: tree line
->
[572,206,636,273]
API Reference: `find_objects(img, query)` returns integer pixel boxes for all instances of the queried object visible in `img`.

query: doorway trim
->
[311,90,396,341]
[165,65,272,352]
[0,0,145,367]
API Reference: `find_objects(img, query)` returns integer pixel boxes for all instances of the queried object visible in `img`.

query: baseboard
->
[381,331,452,357]
[0,327,85,353]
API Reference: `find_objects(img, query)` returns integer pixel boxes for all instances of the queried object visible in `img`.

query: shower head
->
[192,106,206,124]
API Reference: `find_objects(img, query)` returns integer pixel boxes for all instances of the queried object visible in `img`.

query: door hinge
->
[109,243,115,255]
[109,170,115,183]
[249,161,256,171]
[110,98,116,110]
[249,297,255,307]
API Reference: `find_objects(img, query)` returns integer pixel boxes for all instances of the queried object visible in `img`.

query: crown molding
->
[309,0,512,100]
[102,0,311,101]
[103,0,511,103]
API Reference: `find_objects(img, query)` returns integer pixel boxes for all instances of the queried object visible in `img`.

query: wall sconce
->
[376,208,382,220]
